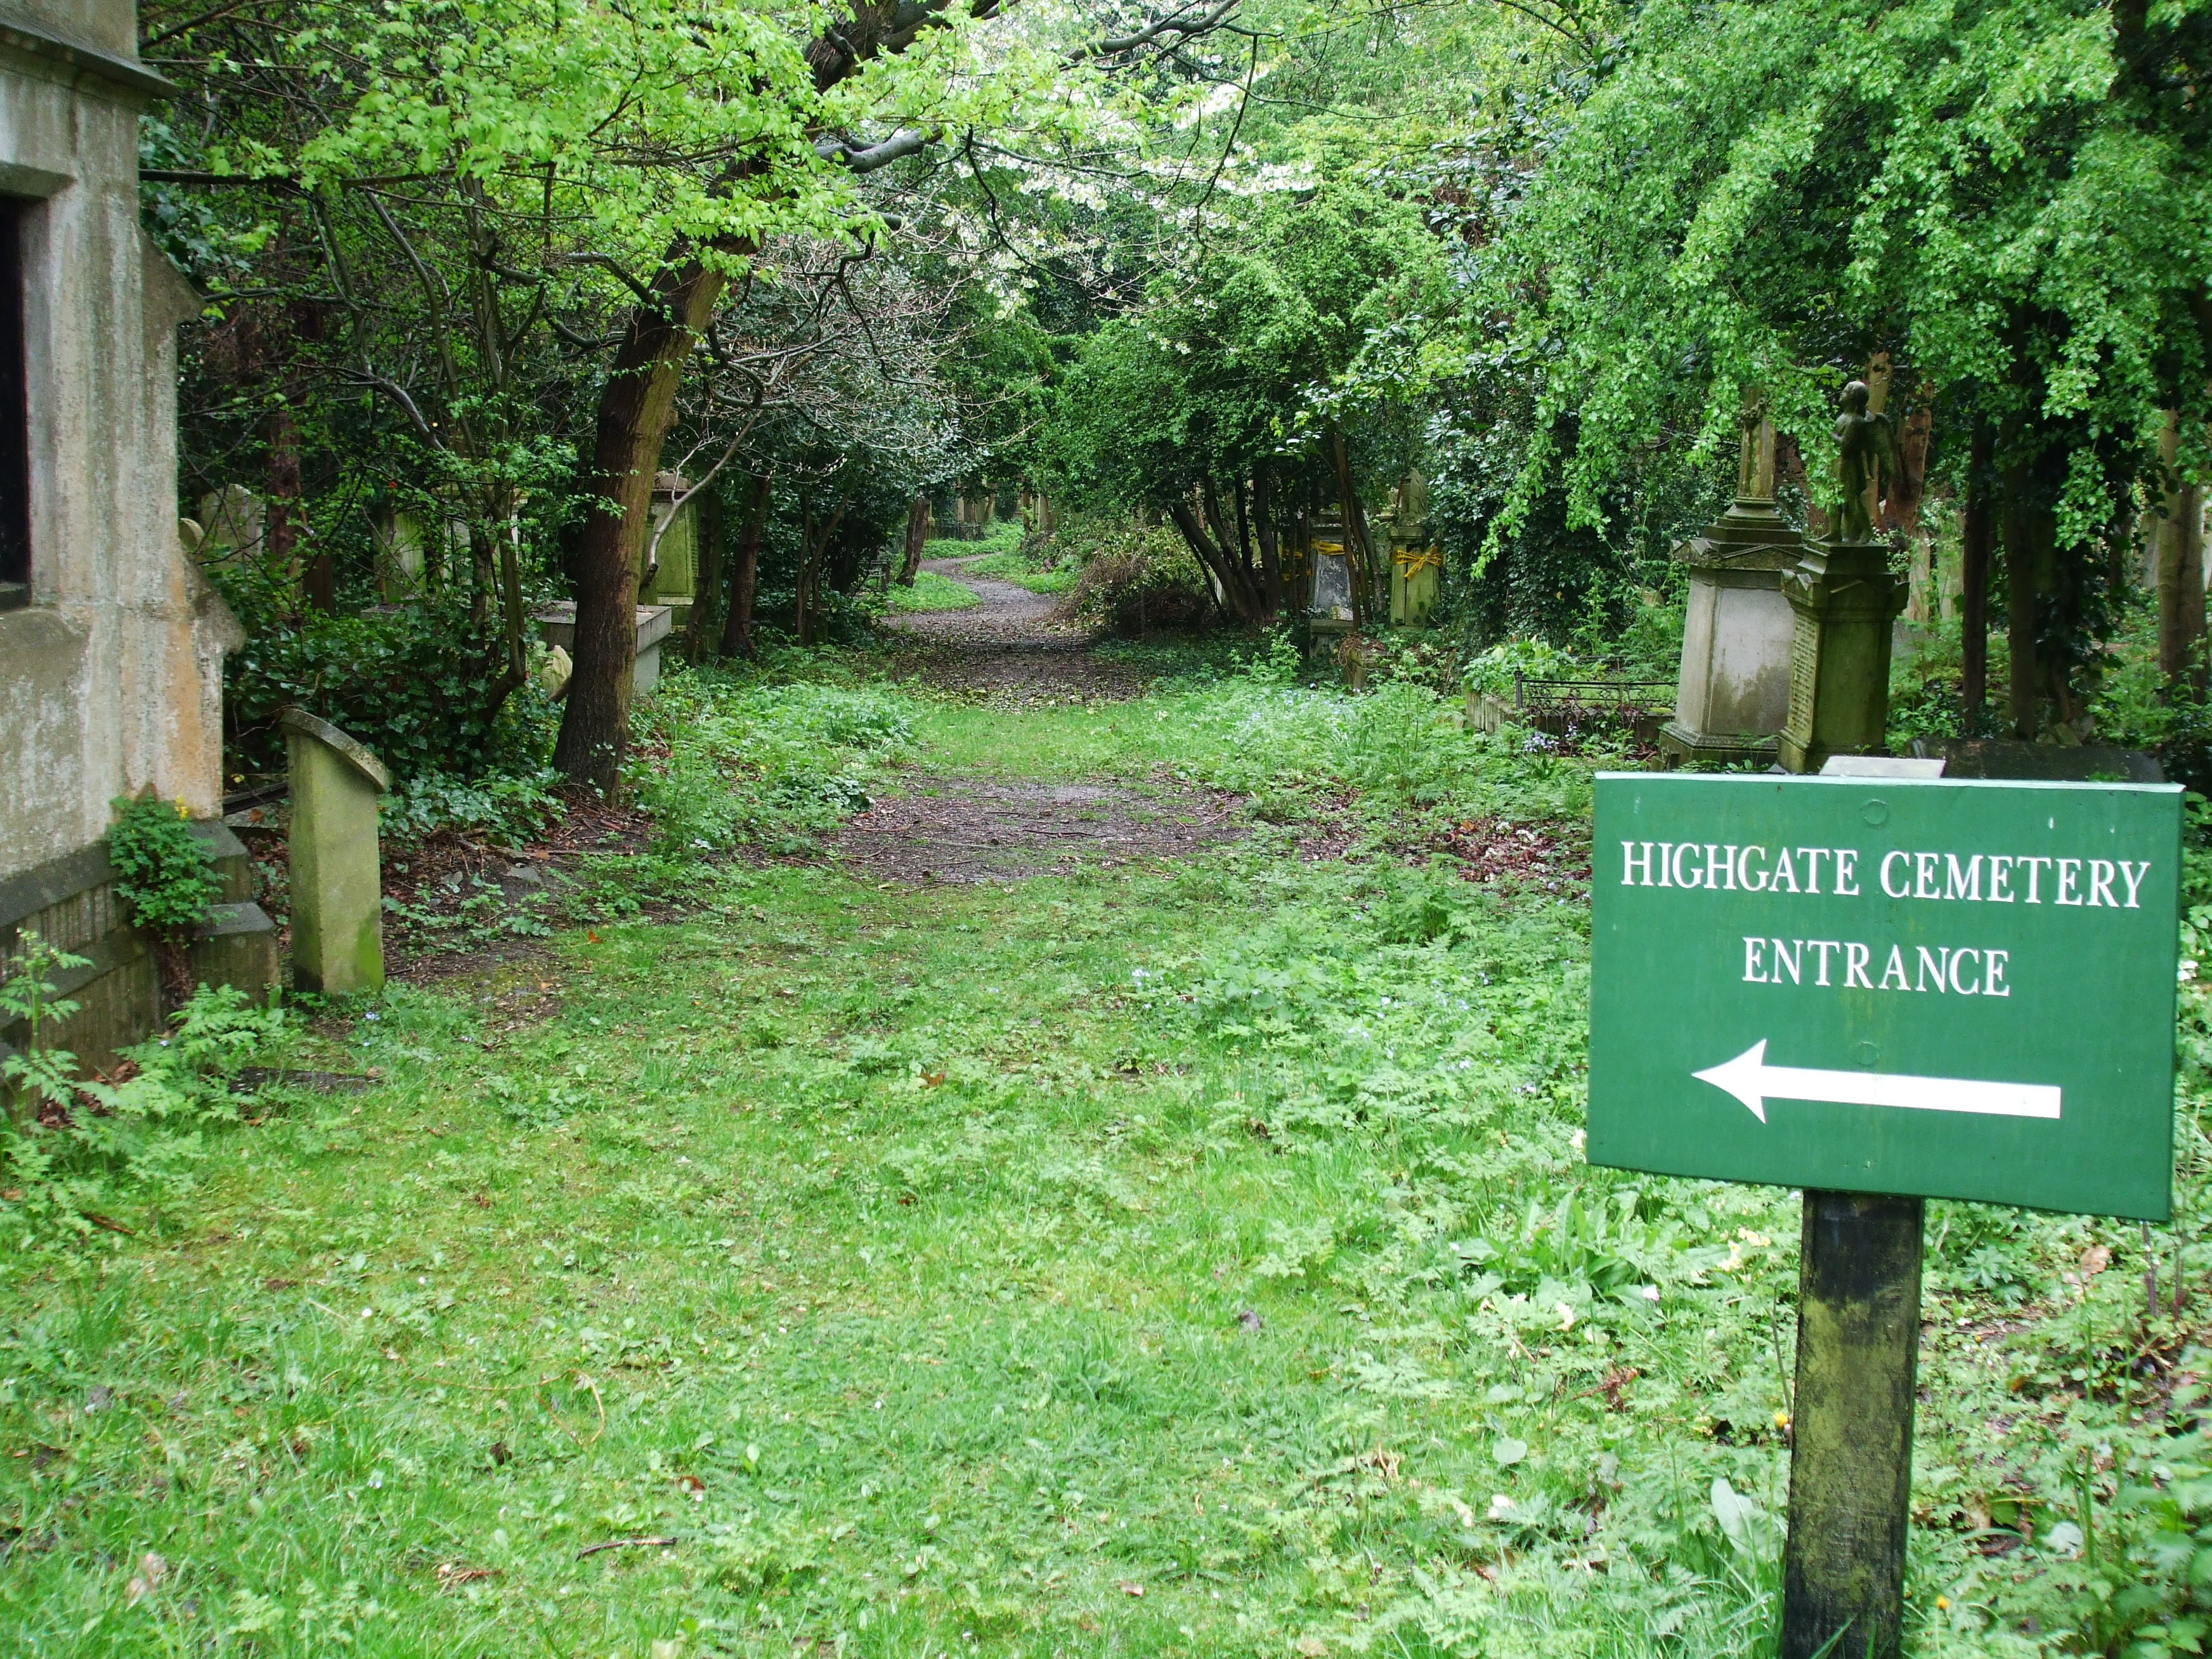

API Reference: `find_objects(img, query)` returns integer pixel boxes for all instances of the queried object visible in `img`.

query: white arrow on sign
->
[1693,1039,2062,1124]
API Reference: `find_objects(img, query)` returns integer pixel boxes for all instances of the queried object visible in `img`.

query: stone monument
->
[1307,514,1355,637]
[533,602,673,694]
[281,708,390,995]
[369,498,425,601]
[1776,382,1907,774]
[642,472,700,626]
[1384,472,1440,627]
[1658,401,1804,767]
[0,0,261,1071]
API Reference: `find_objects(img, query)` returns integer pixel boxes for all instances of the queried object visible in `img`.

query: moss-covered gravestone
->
[280,708,390,994]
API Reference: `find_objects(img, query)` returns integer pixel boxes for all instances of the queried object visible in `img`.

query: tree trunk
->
[899,493,929,585]
[268,405,321,613]
[1327,427,1376,627]
[1252,465,1284,618]
[1960,424,1994,721]
[550,260,730,791]
[2153,412,2207,690]
[796,499,846,646]
[2001,458,2043,740]
[1167,498,1261,623]
[1234,476,1275,621]
[722,471,771,659]
[684,483,726,663]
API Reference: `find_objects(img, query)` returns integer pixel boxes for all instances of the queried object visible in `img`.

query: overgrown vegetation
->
[105,798,219,942]
[8,660,2212,1654]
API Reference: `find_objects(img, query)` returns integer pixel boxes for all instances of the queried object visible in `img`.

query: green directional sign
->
[1589,774,2183,1219]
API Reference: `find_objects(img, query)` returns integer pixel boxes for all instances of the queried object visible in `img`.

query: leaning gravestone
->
[280,707,390,995]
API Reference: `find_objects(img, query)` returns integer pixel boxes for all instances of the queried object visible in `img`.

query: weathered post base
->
[1781,1190,1925,1659]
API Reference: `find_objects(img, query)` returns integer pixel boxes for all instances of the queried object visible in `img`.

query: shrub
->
[107,795,221,940]
[1060,521,1211,634]
[381,766,566,850]
[226,597,557,781]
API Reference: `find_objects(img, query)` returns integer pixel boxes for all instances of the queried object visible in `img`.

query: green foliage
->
[884,570,980,612]
[1058,518,1213,635]
[105,795,221,940]
[225,599,559,782]
[0,934,284,1246]
[379,765,566,851]
[961,548,1080,594]
[0,932,92,1122]
[630,673,912,856]
[8,648,2212,1653]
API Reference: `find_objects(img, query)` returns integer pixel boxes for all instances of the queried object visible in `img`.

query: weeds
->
[3,656,2209,1656]
[0,932,285,1246]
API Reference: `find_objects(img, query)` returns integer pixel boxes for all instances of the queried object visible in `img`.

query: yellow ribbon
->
[1311,539,1346,557]
[1393,543,1442,575]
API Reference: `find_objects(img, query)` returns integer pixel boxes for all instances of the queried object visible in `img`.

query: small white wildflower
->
[1641,1285,1661,1303]
[368,1471,383,1489]
[1487,1493,1516,1520]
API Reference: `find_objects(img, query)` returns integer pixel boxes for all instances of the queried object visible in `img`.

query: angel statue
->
[1831,379,1899,543]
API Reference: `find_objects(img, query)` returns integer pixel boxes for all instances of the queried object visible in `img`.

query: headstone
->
[195,485,266,564]
[1660,406,1803,766]
[370,504,424,601]
[642,473,699,624]
[1385,472,1439,627]
[280,708,390,996]
[533,603,674,694]
[1306,514,1355,640]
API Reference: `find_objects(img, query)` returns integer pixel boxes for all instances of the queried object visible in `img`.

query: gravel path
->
[883,554,1154,705]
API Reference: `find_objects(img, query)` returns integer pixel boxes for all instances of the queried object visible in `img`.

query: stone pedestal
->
[1389,545,1440,626]
[186,819,278,1004]
[280,708,390,996]
[1776,540,1905,774]
[533,603,673,694]
[1660,414,1802,766]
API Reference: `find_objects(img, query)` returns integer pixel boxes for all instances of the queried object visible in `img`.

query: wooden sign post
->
[1589,772,2181,1656]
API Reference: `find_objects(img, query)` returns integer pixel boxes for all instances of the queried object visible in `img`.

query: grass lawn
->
[2,668,2208,1658]
[885,570,980,613]
[959,553,1079,596]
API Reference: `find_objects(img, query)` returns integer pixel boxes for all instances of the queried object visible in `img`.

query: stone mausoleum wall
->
[0,0,262,1065]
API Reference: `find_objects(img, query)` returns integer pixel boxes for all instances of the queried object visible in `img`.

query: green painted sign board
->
[1589,774,2183,1219]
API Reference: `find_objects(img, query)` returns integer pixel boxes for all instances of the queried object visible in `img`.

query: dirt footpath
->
[882,554,1154,705]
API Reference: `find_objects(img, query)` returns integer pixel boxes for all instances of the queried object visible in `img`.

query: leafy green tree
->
[1484,0,2212,733]
[1046,181,1450,621]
